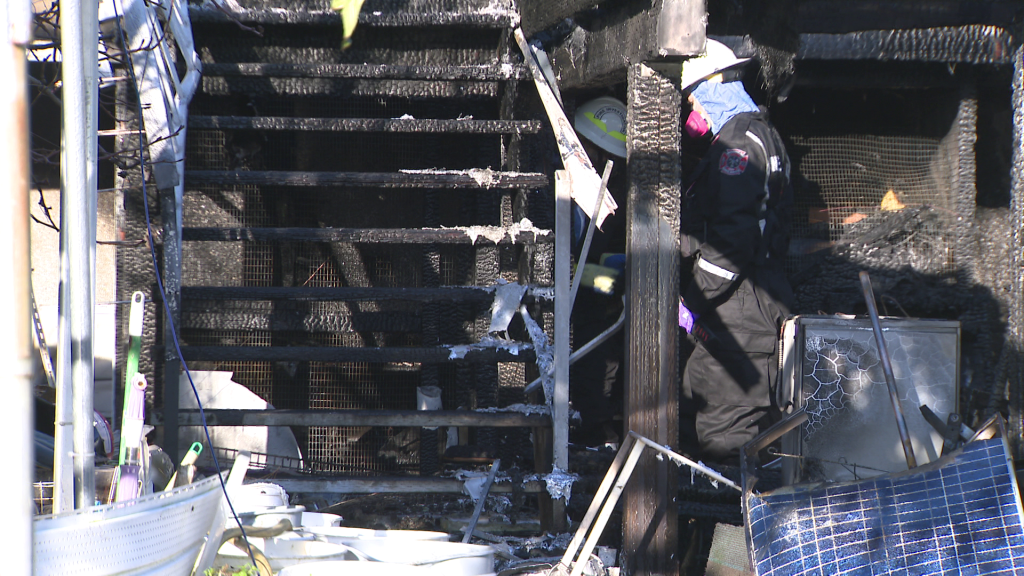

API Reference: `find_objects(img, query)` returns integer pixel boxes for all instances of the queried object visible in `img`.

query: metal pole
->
[1,1,36,573]
[553,171,571,471]
[59,0,99,509]
[859,271,917,469]
[560,437,636,570]
[461,459,500,543]
[569,440,646,576]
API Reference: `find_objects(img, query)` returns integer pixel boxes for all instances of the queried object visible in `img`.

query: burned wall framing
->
[1009,45,1024,459]
[543,0,706,91]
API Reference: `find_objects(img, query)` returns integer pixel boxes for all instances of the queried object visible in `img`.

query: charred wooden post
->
[1009,44,1024,459]
[623,63,682,576]
[161,187,182,463]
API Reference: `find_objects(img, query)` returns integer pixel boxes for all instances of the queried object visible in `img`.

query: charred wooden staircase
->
[155,0,556,492]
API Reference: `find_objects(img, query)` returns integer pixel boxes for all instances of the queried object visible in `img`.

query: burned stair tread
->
[181,285,547,303]
[182,225,553,244]
[178,343,536,363]
[188,5,516,28]
[200,62,527,81]
[185,169,548,188]
[171,408,551,427]
[189,115,543,134]
[180,307,421,333]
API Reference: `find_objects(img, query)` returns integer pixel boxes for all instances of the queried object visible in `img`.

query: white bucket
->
[278,560,434,576]
[342,540,495,576]
[216,538,360,572]
[230,482,289,512]
[299,526,449,545]
[299,511,343,527]
[238,504,305,527]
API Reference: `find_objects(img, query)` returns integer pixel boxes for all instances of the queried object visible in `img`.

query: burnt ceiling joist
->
[541,0,706,90]
[777,0,1024,35]
[719,25,1016,66]
[520,0,603,37]
[533,0,1020,91]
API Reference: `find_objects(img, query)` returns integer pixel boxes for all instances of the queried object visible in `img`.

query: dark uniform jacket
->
[681,109,794,407]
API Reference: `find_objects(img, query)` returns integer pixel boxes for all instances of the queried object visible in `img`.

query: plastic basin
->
[299,526,449,545]
[237,504,305,527]
[229,482,289,512]
[341,540,495,576]
[216,537,360,572]
[278,560,434,576]
[299,511,343,527]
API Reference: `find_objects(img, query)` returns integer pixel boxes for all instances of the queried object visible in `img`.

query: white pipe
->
[58,0,99,510]
[553,171,571,470]
[1,1,36,573]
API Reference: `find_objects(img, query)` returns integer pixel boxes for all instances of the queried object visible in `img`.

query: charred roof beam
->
[529,0,707,91]
[717,26,1016,66]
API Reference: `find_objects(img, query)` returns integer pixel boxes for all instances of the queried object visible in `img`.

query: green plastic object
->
[119,291,146,465]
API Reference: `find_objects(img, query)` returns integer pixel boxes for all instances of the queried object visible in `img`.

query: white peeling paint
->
[460,217,549,245]
[519,305,554,404]
[445,336,532,360]
[467,167,498,188]
[489,280,529,333]
[528,286,555,301]
[525,468,578,502]
[476,403,551,416]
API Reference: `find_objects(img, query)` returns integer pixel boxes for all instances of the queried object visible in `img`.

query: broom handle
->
[859,271,917,469]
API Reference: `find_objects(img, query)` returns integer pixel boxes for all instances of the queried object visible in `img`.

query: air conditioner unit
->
[778,315,960,484]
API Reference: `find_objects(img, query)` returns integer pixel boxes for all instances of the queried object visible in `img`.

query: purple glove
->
[678,298,698,333]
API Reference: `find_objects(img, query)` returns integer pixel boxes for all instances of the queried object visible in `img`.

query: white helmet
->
[574,97,627,158]
[680,39,751,92]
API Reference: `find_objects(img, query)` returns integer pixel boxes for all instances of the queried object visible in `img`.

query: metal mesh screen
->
[788,133,957,276]
[775,80,1018,427]
[182,329,275,401]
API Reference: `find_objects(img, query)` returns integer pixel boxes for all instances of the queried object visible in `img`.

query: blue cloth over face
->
[691,81,758,135]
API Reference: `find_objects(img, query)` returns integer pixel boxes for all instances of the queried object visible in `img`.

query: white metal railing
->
[112,0,201,195]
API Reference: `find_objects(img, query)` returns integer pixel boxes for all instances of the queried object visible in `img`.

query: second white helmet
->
[574,97,628,159]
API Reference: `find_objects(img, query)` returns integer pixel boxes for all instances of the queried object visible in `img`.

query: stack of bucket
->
[216,483,495,575]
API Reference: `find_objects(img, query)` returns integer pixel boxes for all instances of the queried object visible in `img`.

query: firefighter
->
[570,96,628,446]
[678,40,794,463]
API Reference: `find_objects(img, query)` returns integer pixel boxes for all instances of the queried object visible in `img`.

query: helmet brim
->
[681,57,751,93]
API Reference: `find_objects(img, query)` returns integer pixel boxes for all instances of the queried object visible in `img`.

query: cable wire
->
[109,0,260,570]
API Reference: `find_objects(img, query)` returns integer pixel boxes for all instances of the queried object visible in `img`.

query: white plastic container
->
[299,526,449,545]
[238,504,305,527]
[278,560,434,576]
[299,511,343,527]
[342,540,495,576]
[230,482,289,512]
[216,537,360,572]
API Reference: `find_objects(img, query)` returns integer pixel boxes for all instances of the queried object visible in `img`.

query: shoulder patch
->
[719,149,748,176]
